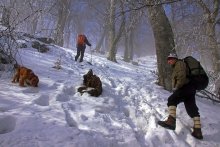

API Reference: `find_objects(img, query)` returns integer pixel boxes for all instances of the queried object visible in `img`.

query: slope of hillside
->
[0,45,220,147]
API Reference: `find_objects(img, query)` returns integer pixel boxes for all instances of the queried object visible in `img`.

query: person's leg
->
[158,106,177,130]
[80,48,85,62]
[158,90,184,130]
[158,83,196,130]
[184,93,199,118]
[167,89,184,107]
[75,48,81,61]
[191,116,203,139]
[183,86,203,139]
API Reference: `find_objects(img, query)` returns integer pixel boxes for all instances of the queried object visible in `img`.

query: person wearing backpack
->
[75,34,92,62]
[157,53,208,140]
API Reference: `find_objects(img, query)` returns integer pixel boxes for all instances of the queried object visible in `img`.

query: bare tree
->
[196,0,220,72]
[25,0,45,35]
[54,0,70,46]
[1,0,17,28]
[2,6,11,27]
[107,0,125,62]
[147,1,175,91]
[95,24,108,53]
[87,0,111,53]
[123,10,143,62]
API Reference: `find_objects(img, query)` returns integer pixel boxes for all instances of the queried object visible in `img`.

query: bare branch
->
[196,0,211,14]
[7,9,42,32]
[116,0,182,17]
[213,0,220,19]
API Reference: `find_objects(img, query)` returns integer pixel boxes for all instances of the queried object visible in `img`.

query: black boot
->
[191,128,203,140]
[191,117,203,139]
[158,115,176,130]
[75,56,78,61]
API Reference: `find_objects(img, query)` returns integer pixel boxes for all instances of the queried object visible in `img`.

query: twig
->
[116,0,182,17]
[196,89,220,103]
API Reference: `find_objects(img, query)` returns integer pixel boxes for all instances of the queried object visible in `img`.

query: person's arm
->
[173,61,188,89]
[84,37,91,46]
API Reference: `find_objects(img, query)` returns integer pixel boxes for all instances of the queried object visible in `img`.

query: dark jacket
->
[78,69,102,97]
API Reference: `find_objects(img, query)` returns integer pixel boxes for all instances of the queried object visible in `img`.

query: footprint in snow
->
[22,87,39,94]
[62,104,78,127]
[0,115,16,134]
[80,114,88,121]
[56,86,74,102]
[33,94,49,106]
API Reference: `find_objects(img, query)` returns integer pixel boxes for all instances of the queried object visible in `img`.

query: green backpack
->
[183,56,209,90]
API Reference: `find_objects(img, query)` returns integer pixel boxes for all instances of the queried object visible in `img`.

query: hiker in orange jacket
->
[75,34,91,62]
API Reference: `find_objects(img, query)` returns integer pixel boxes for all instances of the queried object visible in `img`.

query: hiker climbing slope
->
[158,53,209,140]
[75,34,92,62]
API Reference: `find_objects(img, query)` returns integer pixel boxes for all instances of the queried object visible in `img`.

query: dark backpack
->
[183,56,209,90]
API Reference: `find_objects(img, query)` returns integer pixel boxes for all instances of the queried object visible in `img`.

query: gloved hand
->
[78,86,87,93]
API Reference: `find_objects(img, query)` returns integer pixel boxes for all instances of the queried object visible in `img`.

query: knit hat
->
[167,53,178,60]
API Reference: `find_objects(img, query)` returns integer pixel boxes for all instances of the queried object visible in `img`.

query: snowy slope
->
[0,45,220,147]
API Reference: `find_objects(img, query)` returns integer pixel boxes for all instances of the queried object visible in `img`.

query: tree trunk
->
[147,3,175,91]
[197,0,220,72]
[107,0,116,62]
[64,14,73,48]
[206,21,220,72]
[123,30,134,62]
[123,9,142,62]
[54,0,70,46]
[95,26,107,53]
[129,30,134,61]
[2,7,10,27]
[124,32,129,62]
[107,0,125,62]
[31,15,38,35]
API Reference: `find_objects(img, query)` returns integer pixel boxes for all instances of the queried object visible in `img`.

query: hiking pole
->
[90,46,93,64]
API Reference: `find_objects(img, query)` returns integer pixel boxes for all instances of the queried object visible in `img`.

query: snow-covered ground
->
[0,45,220,147]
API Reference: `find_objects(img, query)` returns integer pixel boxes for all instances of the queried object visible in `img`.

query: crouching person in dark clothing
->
[78,69,102,97]
[158,53,204,140]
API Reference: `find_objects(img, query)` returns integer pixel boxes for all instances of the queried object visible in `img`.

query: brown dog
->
[12,66,39,87]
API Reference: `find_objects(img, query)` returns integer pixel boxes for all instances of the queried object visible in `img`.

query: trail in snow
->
[1,46,220,147]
